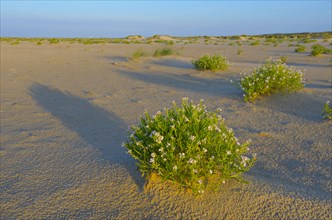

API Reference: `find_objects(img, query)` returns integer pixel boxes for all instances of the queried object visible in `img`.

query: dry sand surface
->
[1,39,332,219]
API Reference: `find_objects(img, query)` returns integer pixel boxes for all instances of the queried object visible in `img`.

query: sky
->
[1,1,331,38]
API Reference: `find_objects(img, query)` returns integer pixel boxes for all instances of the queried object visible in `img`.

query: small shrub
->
[250,40,260,46]
[239,59,305,101]
[237,49,243,55]
[128,49,148,61]
[295,45,306,53]
[48,38,60,44]
[153,47,175,57]
[322,101,332,120]
[124,98,256,194]
[193,55,230,71]
[279,56,288,63]
[310,44,331,56]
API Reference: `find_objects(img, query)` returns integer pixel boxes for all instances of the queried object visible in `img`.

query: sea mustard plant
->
[295,45,306,53]
[322,101,332,120]
[124,98,256,194]
[310,44,331,56]
[193,55,230,71]
[239,59,305,102]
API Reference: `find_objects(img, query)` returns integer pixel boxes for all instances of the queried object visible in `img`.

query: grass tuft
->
[192,55,230,71]
[153,47,175,57]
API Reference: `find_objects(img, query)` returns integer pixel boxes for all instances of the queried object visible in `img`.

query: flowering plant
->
[238,59,305,102]
[322,101,332,120]
[123,98,256,194]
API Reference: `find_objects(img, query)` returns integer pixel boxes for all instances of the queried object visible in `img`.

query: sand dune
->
[1,39,331,219]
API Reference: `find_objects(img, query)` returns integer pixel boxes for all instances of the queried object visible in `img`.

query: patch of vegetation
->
[310,44,331,56]
[192,55,230,71]
[238,59,305,102]
[128,49,148,61]
[299,38,317,44]
[237,49,243,55]
[295,45,306,53]
[124,98,256,194]
[250,40,260,46]
[48,38,60,44]
[153,47,175,57]
[322,101,332,120]
[279,56,288,63]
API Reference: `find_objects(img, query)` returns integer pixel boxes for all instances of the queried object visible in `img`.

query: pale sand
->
[1,39,331,219]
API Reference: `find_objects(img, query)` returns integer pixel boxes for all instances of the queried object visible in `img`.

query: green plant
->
[322,101,332,120]
[250,40,260,46]
[237,49,243,55]
[48,38,60,44]
[279,56,288,63]
[310,44,331,56]
[192,55,230,71]
[124,98,256,194]
[153,47,175,57]
[128,49,148,61]
[295,45,306,53]
[238,59,305,101]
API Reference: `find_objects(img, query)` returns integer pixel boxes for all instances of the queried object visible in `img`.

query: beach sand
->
[1,39,331,219]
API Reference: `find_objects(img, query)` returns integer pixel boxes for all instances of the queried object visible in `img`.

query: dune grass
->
[153,47,176,57]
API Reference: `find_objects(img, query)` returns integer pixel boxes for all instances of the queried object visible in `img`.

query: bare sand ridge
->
[1,38,331,219]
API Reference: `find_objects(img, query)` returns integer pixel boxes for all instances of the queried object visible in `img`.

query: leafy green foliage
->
[322,101,332,120]
[124,98,256,194]
[239,59,305,101]
[192,55,230,71]
[310,44,331,56]
[295,45,306,53]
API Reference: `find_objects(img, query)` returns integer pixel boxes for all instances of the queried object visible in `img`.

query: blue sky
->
[1,1,331,37]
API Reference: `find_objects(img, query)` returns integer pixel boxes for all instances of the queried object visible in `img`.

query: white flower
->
[159,148,164,152]
[166,143,171,148]
[226,150,231,155]
[203,148,207,153]
[209,170,213,174]
[150,158,155,163]
[222,180,226,184]
[173,165,178,171]
[188,158,197,164]
[193,169,198,173]
[127,149,132,154]
[208,126,213,131]
[198,179,203,184]
[189,135,196,141]
[198,190,204,194]
[179,153,185,158]
[151,153,156,158]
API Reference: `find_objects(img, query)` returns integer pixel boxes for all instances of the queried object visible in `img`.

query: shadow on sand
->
[116,69,242,99]
[28,83,145,191]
